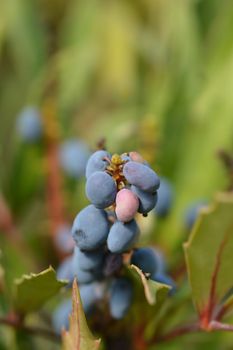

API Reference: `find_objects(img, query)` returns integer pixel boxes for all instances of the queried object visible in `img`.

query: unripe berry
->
[115,189,139,222]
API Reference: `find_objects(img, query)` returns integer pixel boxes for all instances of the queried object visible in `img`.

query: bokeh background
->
[1,0,233,349]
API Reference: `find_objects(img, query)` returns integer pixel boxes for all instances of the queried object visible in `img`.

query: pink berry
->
[115,189,139,222]
[129,151,145,163]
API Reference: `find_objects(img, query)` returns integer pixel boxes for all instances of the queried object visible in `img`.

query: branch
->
[133,324,147,350]
[215,298,233,321]
[148,318,233,345]
[209,321,233,332]
[148,322,200,345]
[42,100,67,259]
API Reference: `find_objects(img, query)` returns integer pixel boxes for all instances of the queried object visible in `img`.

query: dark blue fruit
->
[109,278,133,319]
[123,161,160,193]
[155,178,173,217]
[184,200,208,230]
[131,185,157,214]
[80,282,105,314]
[71,205,109,251]
[107,220,139,253]
[85,171,117,209]
[17,106,42,142]
[131,247,159,276]
[59,139,90,178]
[52,299,72,333]
[73,246,104,271]
[56,256,74,285]
[86,150,111,178]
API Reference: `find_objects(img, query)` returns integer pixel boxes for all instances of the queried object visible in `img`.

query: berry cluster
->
[53,150,176,332]
[61,152,158,314]
[73,149,160,258]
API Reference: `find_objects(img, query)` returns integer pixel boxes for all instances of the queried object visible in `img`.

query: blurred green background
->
[1,0,233,349]
[1,0,233,214]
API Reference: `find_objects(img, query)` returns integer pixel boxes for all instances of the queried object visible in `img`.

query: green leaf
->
[184,192,233,324]
[62,279,101,350]
[14,266,67,313]
[129,264,170,305]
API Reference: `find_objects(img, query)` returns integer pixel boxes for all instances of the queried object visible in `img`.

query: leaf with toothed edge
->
[62,279,101,350]
[129,264,170,305]
[14,266,68,313]
[184,192,233,327]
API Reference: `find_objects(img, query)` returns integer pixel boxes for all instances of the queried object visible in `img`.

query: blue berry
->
[71,205,109,251]
[184,200,208,230]
[121,153,131,162]
[80,282,105,314]
[73,246,104,271]
[55,224,74,254]
[107,220,140,253]
[156,178,173,217]
[56,256,74,284]
[52,299,72,333]
[59,139,90,178]
[131,186,157,214]
[85,171,117,209]
[103,253,123,277]
[131,247,159,276]
[109,278,133,319]
[123,161,160,193]
[72,262,98,284]
[151,272,176,295]
[86,150,111,178]
[152,248,166,275]
[17,106,42,142]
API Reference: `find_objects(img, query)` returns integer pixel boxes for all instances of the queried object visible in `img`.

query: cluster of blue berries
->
[53,150,177,332]
[72,150,160,276]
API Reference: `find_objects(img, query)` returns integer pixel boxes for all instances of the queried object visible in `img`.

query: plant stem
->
[148,322,200,345]
[209,321,233,332]
[42,99,67,260]
[215,299,233,321]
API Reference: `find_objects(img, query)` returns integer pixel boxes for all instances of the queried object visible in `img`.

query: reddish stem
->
[209,321,233,332]
[133,324,147,350]
[200,234,229,328]
[42,101,67,259]
[215,299,233,321]
[46,142,66,238]
[148,322,200,345]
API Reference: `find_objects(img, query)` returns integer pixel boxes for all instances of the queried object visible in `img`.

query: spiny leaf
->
[184,192,233,324]
[14,266,67,313]
[62,278,101,350]
[129,264,170,305]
